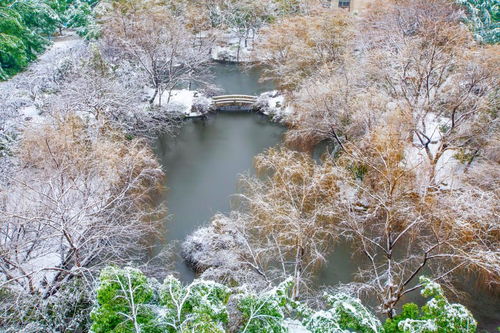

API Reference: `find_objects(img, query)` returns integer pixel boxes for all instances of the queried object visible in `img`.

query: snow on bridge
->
[211,94,258,111]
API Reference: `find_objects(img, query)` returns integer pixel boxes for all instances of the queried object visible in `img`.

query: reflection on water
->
[155,113,284,281]
[209,62,276,95]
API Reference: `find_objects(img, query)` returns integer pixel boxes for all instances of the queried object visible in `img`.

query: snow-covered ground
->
[255,90,293,121]
[0,31,84,130]
[402,111,465,191]
[144,88,212,118]
[167,89,212,117]
[284,320,310,333]
[210,30,257,63]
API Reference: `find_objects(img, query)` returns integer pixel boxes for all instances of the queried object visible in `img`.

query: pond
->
[154,63,499,330]
[154,63,284,280]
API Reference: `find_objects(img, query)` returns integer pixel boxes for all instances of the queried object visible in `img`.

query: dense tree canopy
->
[0,0,97,79]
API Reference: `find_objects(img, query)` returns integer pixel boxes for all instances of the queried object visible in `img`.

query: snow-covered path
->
[0,32,85,126]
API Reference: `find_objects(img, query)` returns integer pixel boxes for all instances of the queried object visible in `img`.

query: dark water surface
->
[155,63,284,280]
[209,62,276,95]
[154,63,499,330]
[155,113,284,280]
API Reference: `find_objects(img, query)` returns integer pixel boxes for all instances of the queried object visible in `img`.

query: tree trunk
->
[292,245,304,299]
[236,37,242,62]
[149,87,158,105]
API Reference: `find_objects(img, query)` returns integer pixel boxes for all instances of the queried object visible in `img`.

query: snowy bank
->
[182,214,268,291]
[144,88,212,118]
[255,90,293,121]
[168,89,212,118]
[211,30,257,63]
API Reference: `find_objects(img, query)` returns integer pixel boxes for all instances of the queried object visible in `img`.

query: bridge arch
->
[211,94,258,111]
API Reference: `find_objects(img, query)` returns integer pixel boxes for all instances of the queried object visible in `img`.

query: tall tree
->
[254,10,352,90]
[362,0,499,188]
[0,114,164,300]
[333,115,499,317]
[240,147,340,298]
[102,0,212,106]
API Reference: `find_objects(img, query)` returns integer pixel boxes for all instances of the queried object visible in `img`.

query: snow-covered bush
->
[236,278,382,333]
[298,293,382,333]
[182,213,269,291]
[255,91,292,121]
[158,276,230,332]
[90,268,478,333]
[236,278,294,333]
[90,267,159,333]
[383,276,477,333]
[0,278,93,332]
[457,0,499,43]
[90,267,231,333]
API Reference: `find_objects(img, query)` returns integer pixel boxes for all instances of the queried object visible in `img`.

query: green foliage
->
[0,6,46,77]
[158,276,230,332]
[10,0,59,35]
[273,0,301,16]
[453,149,475,164]
[296,293,382,333]
[0,0,98,80]
[458,0,499,44]
[90,267,231,333]
[0,1,52,78]
[0,278,93,332]
[383,303,421,333]
[90,266,159,333]
[348,162,368,180]
[90,268,477,333]
[383,276,477,333]
[237,278,293,332]
[65,0,101,38]
[237,278,382,333]
[0,33,28,79]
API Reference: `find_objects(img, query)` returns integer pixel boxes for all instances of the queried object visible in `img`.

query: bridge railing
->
[212,95,257,100]
[212,95,257,105]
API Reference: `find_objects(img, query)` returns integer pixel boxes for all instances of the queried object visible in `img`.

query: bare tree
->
[254,10,353,90]
[361,0,499,188]
[0,114,164,300]
[333,115,499,317]
[279,0,497,189]
[183,148,341,298]
[101,0,213,107]
[221,0,271,61]
[238,147,341,298]
[49,46,180,137]
[284,66,383,151]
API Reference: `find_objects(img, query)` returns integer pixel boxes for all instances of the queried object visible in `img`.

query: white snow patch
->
[284,319,310,333]
[256,90,293,121]
[169,89,195,114]
[211,30,256,63]
[143,88,212,117]
[19,105,43,123]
